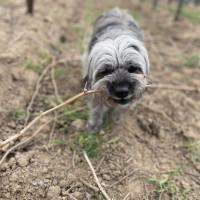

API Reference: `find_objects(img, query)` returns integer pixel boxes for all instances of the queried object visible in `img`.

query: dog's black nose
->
[115,87,129,98]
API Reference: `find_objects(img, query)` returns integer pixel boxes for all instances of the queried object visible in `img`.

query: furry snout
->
[106,78,143,105]
[107,81,133,99]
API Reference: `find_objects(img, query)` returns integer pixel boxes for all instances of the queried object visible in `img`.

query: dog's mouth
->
[108,96,133,105]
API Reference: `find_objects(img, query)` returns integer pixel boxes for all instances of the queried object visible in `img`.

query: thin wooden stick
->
[83,151,111,200]
[66,192,78,200]
[51,58,60,99]
[0,90,101,149]
[123,193,130,200]
[108,170,137,188]
[72,150,76,169]
[146,84,200,93]
[139,102,185,130]
[0,120,51,167]
[96,156,105,172]
[79,178,99,192]
[48,58,60,145]
[24,58,54,127]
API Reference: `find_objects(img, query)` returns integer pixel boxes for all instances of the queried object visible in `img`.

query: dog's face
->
[85,35,151,106]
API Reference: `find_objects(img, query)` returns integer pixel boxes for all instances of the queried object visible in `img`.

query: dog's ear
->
[81,75,91,90]
[146,76,152,85]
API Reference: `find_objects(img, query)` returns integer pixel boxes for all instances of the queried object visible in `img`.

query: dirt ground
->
[0,0,200,199]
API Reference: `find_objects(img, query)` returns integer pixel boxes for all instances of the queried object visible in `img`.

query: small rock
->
[101,182,107,188]
[17,154,29,167]
[67,173,77,184]
[75,182,82,188]
[52,179,58,185]
[195,163,200,171]
[8,121,16,129]
[47,186,61,198]
[0,163,9,171]
[59,180,68,188]
[8,157,16,166]
[11,70,22,81]
[41,167,48,174]
[113,170,121,177]
[32,179,44,187]
[100,130,105,135]
[84,192,91,200]
[109,163,116,170]
[71,119,85,130]
[9,173,18,182]
[72,191,82,198]
[183,128,197,139]
[102,174,111,181]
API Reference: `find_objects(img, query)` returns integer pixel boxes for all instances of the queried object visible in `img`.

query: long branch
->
[146,84,200,93]
[83,151,111,200]
[0,90,101,148]
[1,83,199,149]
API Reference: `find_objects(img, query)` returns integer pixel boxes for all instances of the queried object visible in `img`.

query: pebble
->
[47,186,61,198]
[59,180,68,188]
[71,119,85,130]
[17,154,29,167]
[67,173,77,183]
[72,191,82,198]
[102,174,111,181]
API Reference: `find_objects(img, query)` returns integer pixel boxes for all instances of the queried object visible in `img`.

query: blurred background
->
[0,0,200,199]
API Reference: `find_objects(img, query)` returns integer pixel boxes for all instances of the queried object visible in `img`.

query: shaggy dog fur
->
[83,7,151,132]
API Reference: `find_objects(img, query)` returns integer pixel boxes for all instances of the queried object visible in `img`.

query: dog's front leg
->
[86,96,106,132]
[111,105,129,123]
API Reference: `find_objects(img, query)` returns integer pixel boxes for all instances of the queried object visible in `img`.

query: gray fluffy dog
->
[83,7,151,132]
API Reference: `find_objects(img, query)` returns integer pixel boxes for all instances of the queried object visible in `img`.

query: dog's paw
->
[86,121,100,132]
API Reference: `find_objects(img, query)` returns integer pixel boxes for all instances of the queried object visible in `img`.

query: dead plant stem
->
[0,120,51,167]
[146,84,200,93]
[24,57,55,127]
[83,151,112,200]
[0,90,101,149]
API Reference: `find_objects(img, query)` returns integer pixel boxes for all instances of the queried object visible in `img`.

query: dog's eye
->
[98,69,113,78]
[128,66,142,74]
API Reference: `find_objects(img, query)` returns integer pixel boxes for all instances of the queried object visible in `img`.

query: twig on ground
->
[48,112,57,146]
[0,120,51,167]
[122,164,133,174]
[96,156,105,172]
[108,170,137,189]
[24,57,55,127]
[0,90,101,149]
[145,84,200,93]
[6,9,12,23]
[51,59,60,99]
[79,178,99,192]
[9,33,25,45]
[182,38,194,53]
[83,151,112,200]
[48,57,60,145]
[109,160,121,169]
[139,102,185,130]
[72,150,76,169]
[66,192,78,200]
[123,193,130,200]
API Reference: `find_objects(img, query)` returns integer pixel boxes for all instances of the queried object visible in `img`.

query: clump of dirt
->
[0,0,200,199]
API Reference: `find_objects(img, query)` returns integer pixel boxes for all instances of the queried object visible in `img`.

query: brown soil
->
[0,0,200,199]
